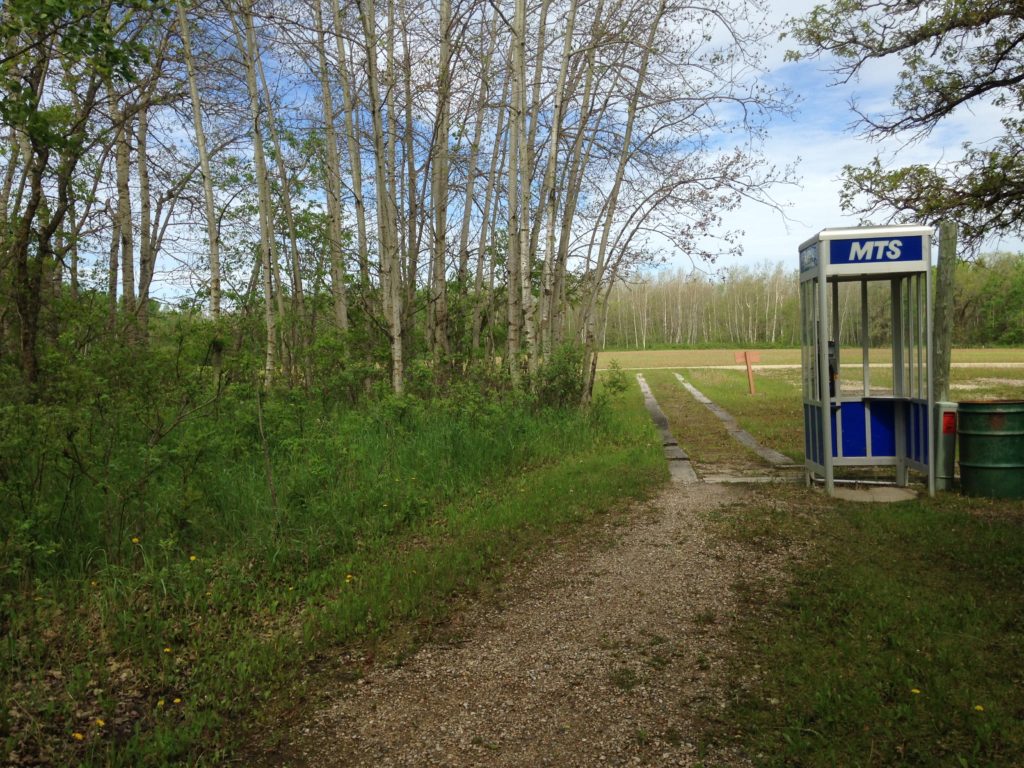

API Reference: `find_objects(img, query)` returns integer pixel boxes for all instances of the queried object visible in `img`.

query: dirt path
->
[265,379,803,767]
[271,475,786,768]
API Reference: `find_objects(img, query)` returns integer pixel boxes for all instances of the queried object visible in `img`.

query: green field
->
[599,346,1024,370]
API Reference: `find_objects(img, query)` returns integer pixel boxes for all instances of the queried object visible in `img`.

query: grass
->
[598,347,1024,371]
[1,383,666,766]
[640,349,1024,766]
[709,489,1024,767]
[636,370,742,466]
[680,367,805,462]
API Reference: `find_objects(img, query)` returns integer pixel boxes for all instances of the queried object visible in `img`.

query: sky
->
[697,0,1024,275]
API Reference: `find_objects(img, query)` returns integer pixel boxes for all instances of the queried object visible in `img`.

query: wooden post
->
[934,221,957,402]
[735,350,760,395]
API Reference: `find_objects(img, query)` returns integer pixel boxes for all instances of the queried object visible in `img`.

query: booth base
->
[832,485,918,503]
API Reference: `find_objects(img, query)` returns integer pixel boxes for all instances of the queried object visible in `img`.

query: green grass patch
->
[710,489,1024,767]
[638,370,740,465]
[681,367,805,462]
[1,384,665,766]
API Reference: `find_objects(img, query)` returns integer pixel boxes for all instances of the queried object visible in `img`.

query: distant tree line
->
[599,253,1024,349]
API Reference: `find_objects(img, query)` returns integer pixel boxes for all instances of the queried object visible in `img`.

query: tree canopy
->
[789,0,1024,248]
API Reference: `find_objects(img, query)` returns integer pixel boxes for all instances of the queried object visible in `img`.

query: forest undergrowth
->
[0,312,664,766]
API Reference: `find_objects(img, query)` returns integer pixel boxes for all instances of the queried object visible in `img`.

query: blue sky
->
[695,0,1024,274]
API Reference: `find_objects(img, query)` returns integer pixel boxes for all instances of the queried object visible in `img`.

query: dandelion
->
[345,573,354,583]
[157,699,165,709]
[163,647,172,654]
[95,718,105,727]
[90,580,98,587]
[72,732,85,741]
[131,537,140,544]
[975,704,985,712]
[911,688,921,695]
[173,698,182,705]
[189,555,197,562]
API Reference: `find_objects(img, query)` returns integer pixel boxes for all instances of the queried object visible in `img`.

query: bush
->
[531,343,585,408]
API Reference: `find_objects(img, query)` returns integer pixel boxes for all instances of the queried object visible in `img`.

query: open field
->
[598,347,1024,370]
[600,348,1024,462]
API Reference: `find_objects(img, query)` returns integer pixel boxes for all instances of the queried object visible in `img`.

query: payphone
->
[799,225,935,495]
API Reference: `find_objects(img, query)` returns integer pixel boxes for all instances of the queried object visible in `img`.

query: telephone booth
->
[799,225,935,495]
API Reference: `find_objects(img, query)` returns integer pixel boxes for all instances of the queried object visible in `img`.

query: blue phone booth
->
[799,225,935,495]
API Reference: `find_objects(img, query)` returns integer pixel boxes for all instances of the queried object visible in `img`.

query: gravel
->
[272,477,782,768]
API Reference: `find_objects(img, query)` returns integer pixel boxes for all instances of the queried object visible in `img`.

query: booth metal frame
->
[799,225,935,496]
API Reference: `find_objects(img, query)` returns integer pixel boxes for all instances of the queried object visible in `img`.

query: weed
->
[609,667,642,692]
[663,726,683,746]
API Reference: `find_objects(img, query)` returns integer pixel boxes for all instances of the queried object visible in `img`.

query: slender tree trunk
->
[471,61,509,353]
[176,1,221,319]
[330,0,370,287]
[538,0,578,359]
[137,101,155,333]
[399,0,419,346]
[311,0,346,333]
[236,0,278,385]
[109,90,136,319]
[581,0,666,404]
[426,0,452,358]
[358,0,403,392]
[505,0,527,382]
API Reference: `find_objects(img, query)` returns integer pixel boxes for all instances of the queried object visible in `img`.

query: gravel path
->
[277,479,774,767]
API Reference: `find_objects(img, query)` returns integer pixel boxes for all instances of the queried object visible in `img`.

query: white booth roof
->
[799,224,932,282]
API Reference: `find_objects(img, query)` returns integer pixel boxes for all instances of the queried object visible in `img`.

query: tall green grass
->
[1,376,665,766]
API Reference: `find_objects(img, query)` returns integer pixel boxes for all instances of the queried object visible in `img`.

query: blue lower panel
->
[805,403,823,465]
[840,401,867,457]
[804,404,813,463]
[830,408,838,458]
[871,400,896,457]
[906,400,929,464]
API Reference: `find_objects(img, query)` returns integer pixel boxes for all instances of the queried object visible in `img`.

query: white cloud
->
[677,1,1024,274]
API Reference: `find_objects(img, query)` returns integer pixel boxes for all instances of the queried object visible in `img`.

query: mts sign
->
[830,235,924,266]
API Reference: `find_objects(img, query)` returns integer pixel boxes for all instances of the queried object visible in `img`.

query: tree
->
[0,0,160,390]
[790,0,1024,248]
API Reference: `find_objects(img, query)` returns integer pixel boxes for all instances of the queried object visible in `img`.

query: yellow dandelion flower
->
[189,555,197,562]
[90,580,98,587]
[157,699,165,709]
[173,698,182,704]
[345,573,354,583]
[131,537,140,544]
[911,688,921,695]
[975,704,985,712]
[96,718,106,727]
[163,647,172,654]
[72,732,85,741]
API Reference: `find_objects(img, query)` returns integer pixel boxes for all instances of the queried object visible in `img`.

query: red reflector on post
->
[942,412,957,434]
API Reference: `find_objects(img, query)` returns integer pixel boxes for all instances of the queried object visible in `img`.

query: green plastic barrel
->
[957,400,1024,499]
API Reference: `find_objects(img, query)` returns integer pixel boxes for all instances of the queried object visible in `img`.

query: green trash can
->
[957,400,1024,499]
